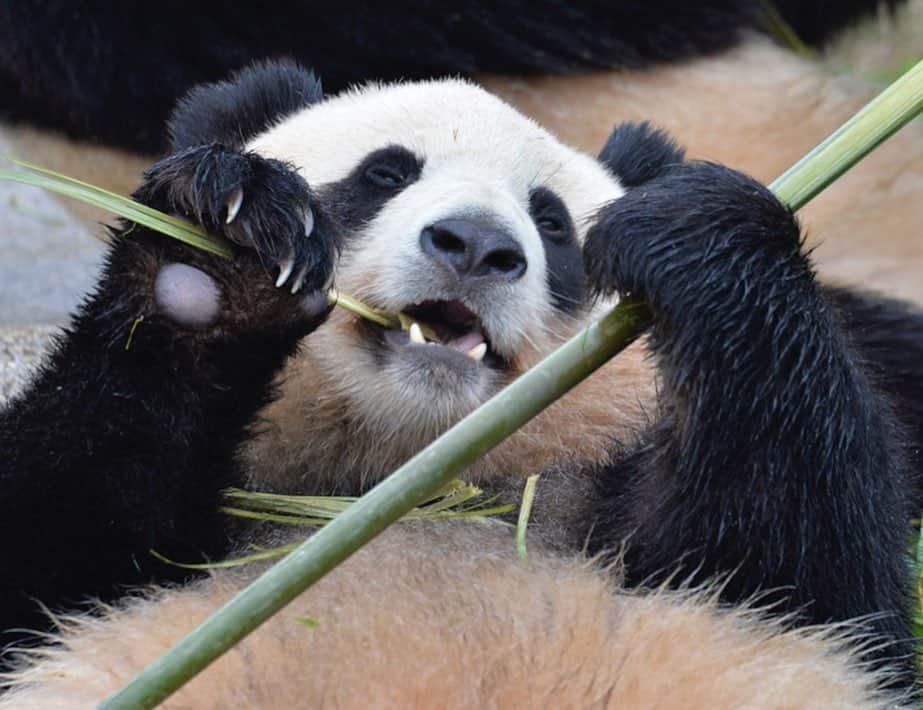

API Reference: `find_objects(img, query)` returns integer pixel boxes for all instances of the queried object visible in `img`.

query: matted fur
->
[0,525,905,709]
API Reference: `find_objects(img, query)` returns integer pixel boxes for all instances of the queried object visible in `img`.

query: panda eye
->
[529,187,573,244]
[364,164,407,188]
[357,146,422,192]
[535,210,571,244]
[537,214,566,239]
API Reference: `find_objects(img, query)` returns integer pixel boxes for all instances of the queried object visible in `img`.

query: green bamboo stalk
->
[771,59,923,212]
[99,296,649,710]
[101,59,923,709]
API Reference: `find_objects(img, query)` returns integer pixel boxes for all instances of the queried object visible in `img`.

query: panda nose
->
[420,218,527,282]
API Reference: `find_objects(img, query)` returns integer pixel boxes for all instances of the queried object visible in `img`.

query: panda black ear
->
[598,122,685,188]
[168,59,324,151]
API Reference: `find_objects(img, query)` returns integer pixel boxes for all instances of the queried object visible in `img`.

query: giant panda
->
[1,60,922,707]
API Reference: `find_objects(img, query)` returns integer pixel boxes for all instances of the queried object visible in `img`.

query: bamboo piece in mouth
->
[326,288,440,342]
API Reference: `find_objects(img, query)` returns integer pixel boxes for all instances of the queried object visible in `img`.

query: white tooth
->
[409,322,425,344]
[275,254,295,288]
[467,343,487,362]
[225,187,244,224]
[304,206,315,236]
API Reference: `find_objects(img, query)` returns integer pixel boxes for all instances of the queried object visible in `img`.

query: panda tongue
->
[446,331,484,353]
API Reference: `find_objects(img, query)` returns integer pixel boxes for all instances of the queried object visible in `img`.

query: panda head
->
[169,61,684,492]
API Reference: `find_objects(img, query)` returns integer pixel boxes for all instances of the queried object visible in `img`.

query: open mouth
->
[372,299,505,368]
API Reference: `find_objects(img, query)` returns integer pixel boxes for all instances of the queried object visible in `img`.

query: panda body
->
[1,62,922,707]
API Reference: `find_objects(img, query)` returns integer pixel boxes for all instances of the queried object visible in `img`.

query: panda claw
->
[291,265,309,294]
[275,254,295,288]
[225,187,244,224]
[304,206,315,237]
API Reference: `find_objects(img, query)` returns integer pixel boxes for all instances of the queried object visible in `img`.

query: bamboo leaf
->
[150,546,298,570]
[217,482,513,529]
[516,475,540,562]
[0,157,234,258]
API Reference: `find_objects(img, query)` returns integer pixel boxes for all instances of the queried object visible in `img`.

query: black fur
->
[0,146,334,650]
[169,60,324,151]
[0,0,898,151]
[598,122,686,187]
[529,186,586,313]
[137,144,336,283]
[583,162,918,685]
[316,145,424,241]
[770,0,902,45]
[824,285,923,504]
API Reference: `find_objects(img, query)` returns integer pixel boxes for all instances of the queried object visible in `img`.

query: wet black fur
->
[598,121,686,187]
[2,61,922,691]
[824,286,923,484]
[136,143,337,280]
[0,0,901,152]
[583,161,921,685]
[0,143,334,653]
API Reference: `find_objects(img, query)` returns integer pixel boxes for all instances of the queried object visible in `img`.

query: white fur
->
[245,80,625,462]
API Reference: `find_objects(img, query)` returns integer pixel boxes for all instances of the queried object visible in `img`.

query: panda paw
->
[119,144,338,337]
[583,161,806,320]
[134,144,335,296]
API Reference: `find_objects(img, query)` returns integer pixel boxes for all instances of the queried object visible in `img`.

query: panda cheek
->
[154,262,222,329]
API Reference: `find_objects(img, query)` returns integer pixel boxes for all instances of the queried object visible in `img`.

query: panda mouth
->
[374,300,503,368]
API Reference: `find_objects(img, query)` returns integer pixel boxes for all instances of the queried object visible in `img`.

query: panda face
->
[245,80,627,486]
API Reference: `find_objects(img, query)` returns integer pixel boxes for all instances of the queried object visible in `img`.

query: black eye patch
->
[360,146,423,190]
[529,187,585,314]
[317,145,424,238]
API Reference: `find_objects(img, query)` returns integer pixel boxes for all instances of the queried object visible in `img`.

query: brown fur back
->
[1,525,904,709]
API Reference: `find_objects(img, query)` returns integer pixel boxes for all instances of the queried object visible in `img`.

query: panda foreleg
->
[582,161,914,679]
[0,145,334,643]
